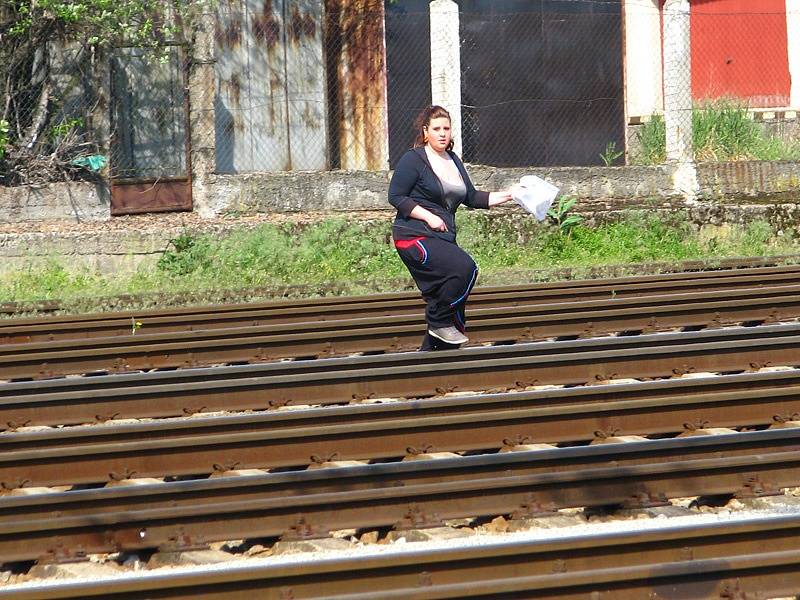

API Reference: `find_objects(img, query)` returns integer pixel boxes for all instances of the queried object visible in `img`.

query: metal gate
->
[109,46,192,215]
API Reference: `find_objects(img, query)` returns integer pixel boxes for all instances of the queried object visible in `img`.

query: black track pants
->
[394,235,478,350]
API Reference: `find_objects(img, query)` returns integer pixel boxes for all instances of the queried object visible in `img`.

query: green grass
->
[1,213,797,313]
[633,100,800,164]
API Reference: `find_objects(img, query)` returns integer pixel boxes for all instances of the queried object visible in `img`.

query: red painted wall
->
[690,0,790,107]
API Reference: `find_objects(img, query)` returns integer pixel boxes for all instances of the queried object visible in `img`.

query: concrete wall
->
[196,160,800,216]
[0,219,272,275]
[4,160,800,224]
[0,228,172,274]
[624,0,662,121]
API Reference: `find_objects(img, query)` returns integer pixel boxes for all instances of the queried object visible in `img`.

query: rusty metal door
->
[109,46,192,215]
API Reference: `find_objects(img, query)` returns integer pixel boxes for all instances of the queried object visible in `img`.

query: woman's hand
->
[426,213,448,232]
[488,189,514,206]
[409,205,448,232]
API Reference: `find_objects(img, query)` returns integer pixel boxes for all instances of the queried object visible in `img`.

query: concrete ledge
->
[0,217,286,274]
[0,229,175,273]
[194,165,680,217]
[3,161,800,224]
[696,160,800,201]
[195,161,800,216]
[0,181,110,223]
[195,170,392,216]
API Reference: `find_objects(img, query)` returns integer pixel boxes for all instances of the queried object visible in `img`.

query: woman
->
[388,105,514,350]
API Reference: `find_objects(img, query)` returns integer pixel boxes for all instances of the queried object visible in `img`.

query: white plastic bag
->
[512,175,559,221]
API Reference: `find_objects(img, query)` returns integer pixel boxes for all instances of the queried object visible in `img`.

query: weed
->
[693,99,758,161]
[49,117,84,141]
[600,141,624,166]
[131,318,142,335]
[634,101,800,164]
[157,233,213,276]
[0,119,8,160]
[1,215,798,308]
[634,115,666,165]
[547,196,583,235]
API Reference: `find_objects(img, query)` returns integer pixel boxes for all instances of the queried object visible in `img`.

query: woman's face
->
[425,117,451,153]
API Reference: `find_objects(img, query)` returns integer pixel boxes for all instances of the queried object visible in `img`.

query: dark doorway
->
[384,0,431,167]
[460,0,625,167]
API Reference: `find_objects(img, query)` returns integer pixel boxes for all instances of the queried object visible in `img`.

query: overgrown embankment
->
[1,211,797,314]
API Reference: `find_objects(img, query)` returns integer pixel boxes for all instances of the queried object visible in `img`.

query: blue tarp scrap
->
[71,155,107,171]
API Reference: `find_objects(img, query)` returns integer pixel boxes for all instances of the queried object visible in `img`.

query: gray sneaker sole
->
[428,329,468,345]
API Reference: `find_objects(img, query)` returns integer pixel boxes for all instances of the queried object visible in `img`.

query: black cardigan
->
[388,147,490,242]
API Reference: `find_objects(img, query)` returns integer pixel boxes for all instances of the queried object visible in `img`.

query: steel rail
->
[5,511,800,599]
[4,263,800,344]
[3,323,800,428]
[5,369,800,488]
[5,284,800,380]
[3,322,800,428]
[0,429,799,566]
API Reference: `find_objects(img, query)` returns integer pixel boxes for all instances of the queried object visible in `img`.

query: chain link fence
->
[109,45,190,181]
[458,1,624,167]
[0,19,106,185]
[2,0,800,185]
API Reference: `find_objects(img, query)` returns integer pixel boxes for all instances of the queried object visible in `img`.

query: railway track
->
[4,262,800,597]
[3,368,800,489]
[0,266,800,344]
[0,428,798,565]
[3,262,800,345]
[3,322,800,428]
[3,511,800,599]
[1,254,797,323]
[4,282,800,379]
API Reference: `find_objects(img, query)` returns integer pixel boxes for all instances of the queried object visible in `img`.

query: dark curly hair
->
[413,105,454,151]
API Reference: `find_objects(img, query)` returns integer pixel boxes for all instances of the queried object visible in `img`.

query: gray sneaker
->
[428,326,468,345]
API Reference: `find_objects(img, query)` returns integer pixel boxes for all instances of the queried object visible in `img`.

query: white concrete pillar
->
[787,0,800,109]
[662,0,693,162]
[430,0,462,156]
[623,0,663,119]
[189,9,217,217]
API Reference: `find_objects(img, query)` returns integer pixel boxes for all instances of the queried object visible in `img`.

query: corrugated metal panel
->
[248,0,290,170]
[215,0,326,172]
[286,0,327,169]
[110,180,192,216]
[691,0,790,108]
[326,0,389,171]
[216,0,285,171]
